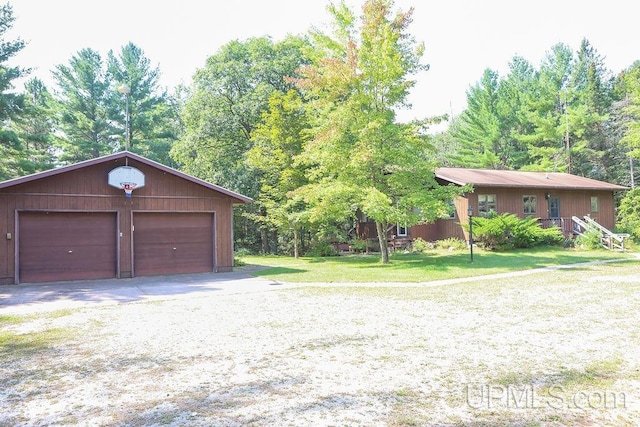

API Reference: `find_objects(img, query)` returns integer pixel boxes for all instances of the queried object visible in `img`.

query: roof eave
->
[0,151,254,204]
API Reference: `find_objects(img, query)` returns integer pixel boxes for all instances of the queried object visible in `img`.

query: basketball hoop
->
[108,166,145,198]
[120,182,137,198]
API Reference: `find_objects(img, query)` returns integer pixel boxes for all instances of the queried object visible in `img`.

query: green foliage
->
[52,43,174,164]
[305,241,339,257]
[576,227,605,250]
[7,78,56,176]
[348,238,367,253]
[436,238,468,251]
[107,42,178,164]
[617,187,640,239]
[620,62,640,164]
[172,35,311,254]
[410,237,432,253]
[450,39,617,180]
[52,48,114,161]
[471,212,564,250]
[0,3,30,180]
[294,0,465,263]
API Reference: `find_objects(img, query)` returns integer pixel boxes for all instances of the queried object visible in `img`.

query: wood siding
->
[355,188,619,244]
[0,157,237,284]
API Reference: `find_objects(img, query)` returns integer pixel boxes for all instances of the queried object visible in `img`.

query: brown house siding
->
[468,187,616,227]
[0,155,246,285]
[354,186,620,245]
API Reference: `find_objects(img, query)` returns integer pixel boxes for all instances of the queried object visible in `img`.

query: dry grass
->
[1,260,639,426]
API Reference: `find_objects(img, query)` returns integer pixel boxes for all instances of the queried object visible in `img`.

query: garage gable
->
[0,151,252,285]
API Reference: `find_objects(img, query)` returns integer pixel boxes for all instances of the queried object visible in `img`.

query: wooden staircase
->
[571,215,629,251]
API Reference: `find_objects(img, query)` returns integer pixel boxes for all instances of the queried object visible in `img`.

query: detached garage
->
[0,151,252,285]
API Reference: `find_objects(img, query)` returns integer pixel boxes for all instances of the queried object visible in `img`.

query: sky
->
[7,0,640,126]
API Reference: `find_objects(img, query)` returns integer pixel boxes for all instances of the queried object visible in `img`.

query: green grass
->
[0,328,72,356]
[241,246,636,283]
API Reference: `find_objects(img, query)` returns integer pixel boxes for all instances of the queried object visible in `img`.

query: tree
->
[617,187,640,239]
[620,62,640,162]
[8,78,56,175]
[450,69,505,168]
[449,40,615,178]
[171,35,311,252]
[0,3,29,179]
[520,43,575,172]
[565,39,613,179]
[246,90,311,257]
[52,48,114,162]
[51,43,176,165]
[294,0,463,263]
[172,35,309,193]
[107,42,177,164]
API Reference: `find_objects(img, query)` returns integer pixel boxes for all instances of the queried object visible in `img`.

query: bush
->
[410,237,434,253]
[576,227,605,249]
[348,238,367,253]
[234,247,254,257]
[435,237,468,251]
[305,241,339,257]
[471,212,564,250]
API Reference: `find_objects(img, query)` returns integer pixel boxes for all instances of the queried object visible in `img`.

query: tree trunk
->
[375,221,389,264]
[293,228,299,259]
[261,227,268,254]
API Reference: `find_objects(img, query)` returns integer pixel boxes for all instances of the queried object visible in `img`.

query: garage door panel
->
[19,212,117,283]
[133,229,211,245]
[133,213,214,277]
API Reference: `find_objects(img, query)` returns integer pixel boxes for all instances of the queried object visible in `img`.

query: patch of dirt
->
[1,265,640,426]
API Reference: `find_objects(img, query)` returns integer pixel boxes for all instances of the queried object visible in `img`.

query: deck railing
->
[571,215,629,251]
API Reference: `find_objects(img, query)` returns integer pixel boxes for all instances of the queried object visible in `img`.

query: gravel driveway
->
[1,261,639,426]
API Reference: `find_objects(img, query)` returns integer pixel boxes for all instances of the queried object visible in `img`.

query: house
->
[0,151,252,285]
[357,167,627,246]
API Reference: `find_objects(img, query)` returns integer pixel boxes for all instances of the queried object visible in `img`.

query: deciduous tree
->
[295,0,462,263]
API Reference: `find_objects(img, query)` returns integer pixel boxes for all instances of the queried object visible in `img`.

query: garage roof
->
[435,167,627,191]
[0,151,254,204]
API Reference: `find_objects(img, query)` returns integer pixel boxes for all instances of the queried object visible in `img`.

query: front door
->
[549,197,560,219]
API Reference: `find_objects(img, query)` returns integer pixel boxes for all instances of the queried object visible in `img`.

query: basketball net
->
[120,182,137,198]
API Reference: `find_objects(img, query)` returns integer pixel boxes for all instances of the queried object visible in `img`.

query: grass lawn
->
[240,246,636,283]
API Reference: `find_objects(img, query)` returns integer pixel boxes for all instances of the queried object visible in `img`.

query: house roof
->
[435,167,627,191]
[0,151,254,204]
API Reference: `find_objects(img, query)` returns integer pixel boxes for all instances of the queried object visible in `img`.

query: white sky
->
[8,0,640,125]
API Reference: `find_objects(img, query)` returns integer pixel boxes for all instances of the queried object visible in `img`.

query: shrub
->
[576,227,605,249]
[234,247,254,257]
[435,237,468,251]
[410,237,433,253]
[348,238,367,253]
[305,241,339,257]
[471,212,564,250]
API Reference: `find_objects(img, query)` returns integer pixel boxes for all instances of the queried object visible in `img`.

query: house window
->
[523,195,537,215]
[478,194,497,216]
[591,196,599,213]
[397,225,408,237]
[447,201,456,219]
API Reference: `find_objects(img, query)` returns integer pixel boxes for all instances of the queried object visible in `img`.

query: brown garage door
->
[19,212,117,283]
[133,213,214,277]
